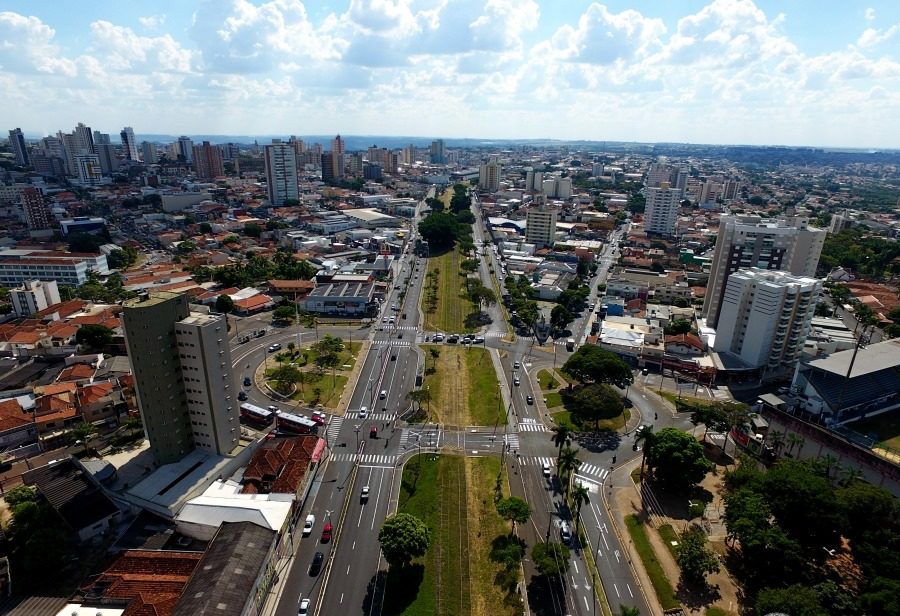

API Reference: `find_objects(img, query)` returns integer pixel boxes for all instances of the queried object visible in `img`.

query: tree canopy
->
[531,541,571,577]
[496,497,531,528]
[75,324,113,351]
[566,383,624,428]
[562,345,633,386]
[644,428,712,491]
[675,527,720,587]
[378,512,430,568]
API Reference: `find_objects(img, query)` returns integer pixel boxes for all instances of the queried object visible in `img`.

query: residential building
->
[0,252,108,287]
[123,293,239,465]
[10,280,61,316]
[177,135,194,163]
[21,186,51,232]
[703,215,825,327]
[363,162,383,181]
[264,142,299,205]
[321,151,338,183]
[643,182,682,236]
[8,128,29,166]
[192,140,225,179]
[141,141,157,164]
[479,160,502,192]
[542,176,572,199]
[525,168,543,192]
[93,130,111,146]
[430,139,446,164]
[73,122,95,156]
[525,202,558,248]
[713,268,821,371]
[96,143,118,175]
[74,153,103,185]
[120,126,139,161]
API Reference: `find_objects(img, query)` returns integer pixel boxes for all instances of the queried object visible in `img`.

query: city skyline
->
[2,0,900,148]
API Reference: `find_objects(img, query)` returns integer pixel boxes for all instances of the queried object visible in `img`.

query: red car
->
[370,426,378,439]
[321,522,333,543]
[311,411,327,426]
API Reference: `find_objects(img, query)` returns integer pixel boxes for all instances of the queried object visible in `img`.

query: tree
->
[75,324,113,351]
[107,246,138,269]
[755,584,827,616]
[690,405,729,443]
[215,294,234,314]
[244,222,262,237]
[71,421,97,455]
[635,424,655,481]
[496,497,531,533]
[568,383,624,429]
[644,428,712,491]
[406,388,432,412]
[562,345,633,386]
[378,512,430,568]
[618,607,640,616]
[418,212,462,251]
[571,484,590,535]
[3,485,37,507]
[675,527,720,587]
[550,305,573,333]
[557,446,582,497]
[272,305,296,324]
[271,364,301,394]
[428,347,440,372]
[550,425,571,462]
[198,222,213,233]
[664,318,692,336]
[531,542,571,577]
[124,416,143,438]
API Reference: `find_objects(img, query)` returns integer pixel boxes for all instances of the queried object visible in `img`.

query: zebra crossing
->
[521,456,610,484]
[331,453,397,465]
[518,419,547,432]
[359,412,396,422]
[325,416,344,444]
[504,432,520,451]
[372,340,413,347]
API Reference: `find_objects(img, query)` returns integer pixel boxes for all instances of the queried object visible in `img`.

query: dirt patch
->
[431,347,472,426]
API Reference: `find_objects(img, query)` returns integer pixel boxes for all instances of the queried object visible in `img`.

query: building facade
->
[643,183,682,236]
[192,141,225,179]
[8,128,29,166]
[525,204,558,248]
[75,154,103,186]
[713,268,821,371]
[120,126,139,161]
[479,160,501,192]
[264,142,299,205]
[11,280,61,316]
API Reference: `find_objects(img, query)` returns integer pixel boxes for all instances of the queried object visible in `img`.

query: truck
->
[566,338,576,351]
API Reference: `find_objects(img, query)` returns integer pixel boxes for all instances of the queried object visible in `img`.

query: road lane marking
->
[614,583,620,597]
[627,584,634,597]
[371,467,386,530]
[584,596,589,610]
[573,561,579,573]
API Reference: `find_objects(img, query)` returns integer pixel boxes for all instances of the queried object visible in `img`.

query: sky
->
[2,0,899,148]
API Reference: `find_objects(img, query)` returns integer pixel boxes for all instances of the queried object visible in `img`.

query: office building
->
[123,293,239,466]
[525,202,558,247]
[120,126,139,161]
[8,128,29,166]
[321,152,338,183]
[363,162,383,181]
[643,183,683,236]
[10,280,61,317]
[75,154,103,186]
[430,139,446,164]
[479,160,502,192]
[192,141,224,179]
[264,142,299,205]
[21,187,50,232]
[713,268,821,371]
[703,215,826,327]
[177,136,194,163]
[0,252,108,287]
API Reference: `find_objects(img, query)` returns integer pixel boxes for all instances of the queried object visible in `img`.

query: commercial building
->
[177,136,194,163]
[60,216,106,236]
[0,252,108,287]
[525,202,558,248]
[643,183,682,236]
[430,139,446,164]
[479,160,502,192]
[123,293,239,466]
[264,142,299,205]
[192,140,225,179]
[11,279,61,316]
[8,128,29,166]
[304,274,375,316]
[703,215,825,327]
[713,268,821,371]
[120,126,139,161]
[74,153,103,186]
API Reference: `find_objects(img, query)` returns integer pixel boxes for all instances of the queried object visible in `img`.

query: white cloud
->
[857,24,900,48]
[138,14,166,29]
[865,8,876,21]
[89,21,195,73]
[0,11,77,76]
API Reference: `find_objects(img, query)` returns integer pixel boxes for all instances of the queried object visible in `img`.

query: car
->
[559,522,572,545]
[641,368,649,376]
[298,598,311,615]
[391,353,397,361]
[777,386,790,395]
[463,335,473,342]
[358,406,368,419]
[370,426,378,438]
[394,284,401,290]
[398,333,403,339]
[311,411,327,425]
[361,485,370,501]
[589,303,595,311]
[433,334,444,342]
[473,336,485,344]
[542,461,552,477]
[309,552,324,576]
[446,335,459,344]
[513,378,520,386]
[238,391,248,401]
[402,313,407,319]
[379,390,387,400]
[268,343,282,352]
[382,317,388,323]
[302,514,315,536]
[513,361,521,369]
[391,304,399,311]
[526,395,533,405]
[243,376,252,387]
[268,405,279,413]
[321,522,333,543]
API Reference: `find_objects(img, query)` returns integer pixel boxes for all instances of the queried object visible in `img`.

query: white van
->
[302,514,315,536]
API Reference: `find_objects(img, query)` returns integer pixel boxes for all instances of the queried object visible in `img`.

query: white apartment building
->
[10,280,61,316]
[264,142,299,206]
[643,183,682,236]
[713,268,821,371]
[479,161,502,192]
[525,204,558,247]
[141,141,157,164]
[703,215,825,327]
[0,253,108,287]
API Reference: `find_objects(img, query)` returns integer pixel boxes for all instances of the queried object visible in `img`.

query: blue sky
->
[2,1,899,147]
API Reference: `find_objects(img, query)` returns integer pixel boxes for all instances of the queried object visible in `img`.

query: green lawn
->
[386,455,520,616]
[550,410,577,431]
[544,391,563,409]
[423,346,504,426]
[466,348,504,426]
[302,340,362,369]
[657,524,679,559]
[847,413,900,450]
[537,369,559,391]
[422,249,476,333]
[625,515,680,611]
[266,372,348,408]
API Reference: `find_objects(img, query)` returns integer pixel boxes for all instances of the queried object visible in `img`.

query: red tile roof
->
[242,435,318,494]
[57,363,96,382]
[0,398,31,433]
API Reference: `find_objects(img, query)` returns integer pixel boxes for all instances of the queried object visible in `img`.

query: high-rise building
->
[329,135,345,180]
[192,141,224,179]
[176,136,194,163]
[8,128,29,166]
[74,122,95,155]
[264,141,299,205]
[525,201,557,247]
[363,162,383,181]
[703,215,825,328]
[96,143,118,175]
[75,154,102,185]
[542,176,572,199]
[123,293,239,466]
[93,131,111,146]
[332,134,345,157]
[525,168,543,192]
[713,268,821,371]
[120,126,139,161]
[288,136,305,157]
[141,141,157,164]
[402,144,416,165]
[479,160,501,192]
[430,139,446,164]
[10,280,60,317]
[21,187,51,232]
[643,183,683,236]
[321,152,337,183]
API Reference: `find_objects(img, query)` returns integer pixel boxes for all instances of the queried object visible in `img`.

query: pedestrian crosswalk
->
[331,453,397,465]
[372,340,413,347]
[577,462,610,483]
[523,456,556,468]
[325,416,343,444]
[504,432,520,451]
[518,419,547,432]
[520,456,611,484]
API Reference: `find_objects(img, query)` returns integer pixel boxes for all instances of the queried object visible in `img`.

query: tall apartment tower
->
[264,142,299,205]
[703,215,825,328]
[329,135,345,180]
[430,139,446,164]
[713,268,821,371]
[96,144,118,175]
[192,141,225,179]
[8,128,29,166]
[141,142,158,164]
[73,122,95,155]
[75,154,103,185]
[120,127,139,161]
[525,168,544,192]
[479,160,501,192]
[11,280,60,317]
[402,144,416,165]
[525,201,558,248]
[93,131,111,146]
[21,187,51,232]
[176,136,194,163]
[643,183,682,236]
[123,293,239,466]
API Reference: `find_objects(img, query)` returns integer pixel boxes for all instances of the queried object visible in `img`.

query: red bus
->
[240,403,275,426]
[276,411,318,435]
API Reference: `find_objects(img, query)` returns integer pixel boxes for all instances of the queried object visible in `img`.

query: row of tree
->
[418,185,476,253]
[190,250,317,288]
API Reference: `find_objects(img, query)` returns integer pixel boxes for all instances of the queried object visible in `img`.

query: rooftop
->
[807,339,900,378]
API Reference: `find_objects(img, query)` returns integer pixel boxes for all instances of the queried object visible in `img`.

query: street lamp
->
[354,424,361,458]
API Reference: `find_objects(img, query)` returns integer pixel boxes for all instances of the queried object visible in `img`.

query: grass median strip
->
[625,514,680,611]
[423,249,475,333]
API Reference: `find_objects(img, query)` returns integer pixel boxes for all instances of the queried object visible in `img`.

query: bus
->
[240,403,275,427]
[276,411,318,435]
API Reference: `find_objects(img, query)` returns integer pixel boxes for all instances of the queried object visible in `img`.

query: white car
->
[361,485,370,501]
[302,514,315,536]
[358,406,368,419]
[298,598,310,616]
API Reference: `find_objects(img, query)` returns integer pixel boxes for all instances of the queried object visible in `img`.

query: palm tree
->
[768,430,786,458]
[786,433,803,457]
[287,341,296,357]
[428,347,440,371]
[71,421,97,456]
[819,454,840,481]
[794,435,806,458]
[558,446,582,498]
[551,425,572,463]
[619,607,640,616]
[635,424,655,481]
[839,466,864,487]
[571,483,590,535]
